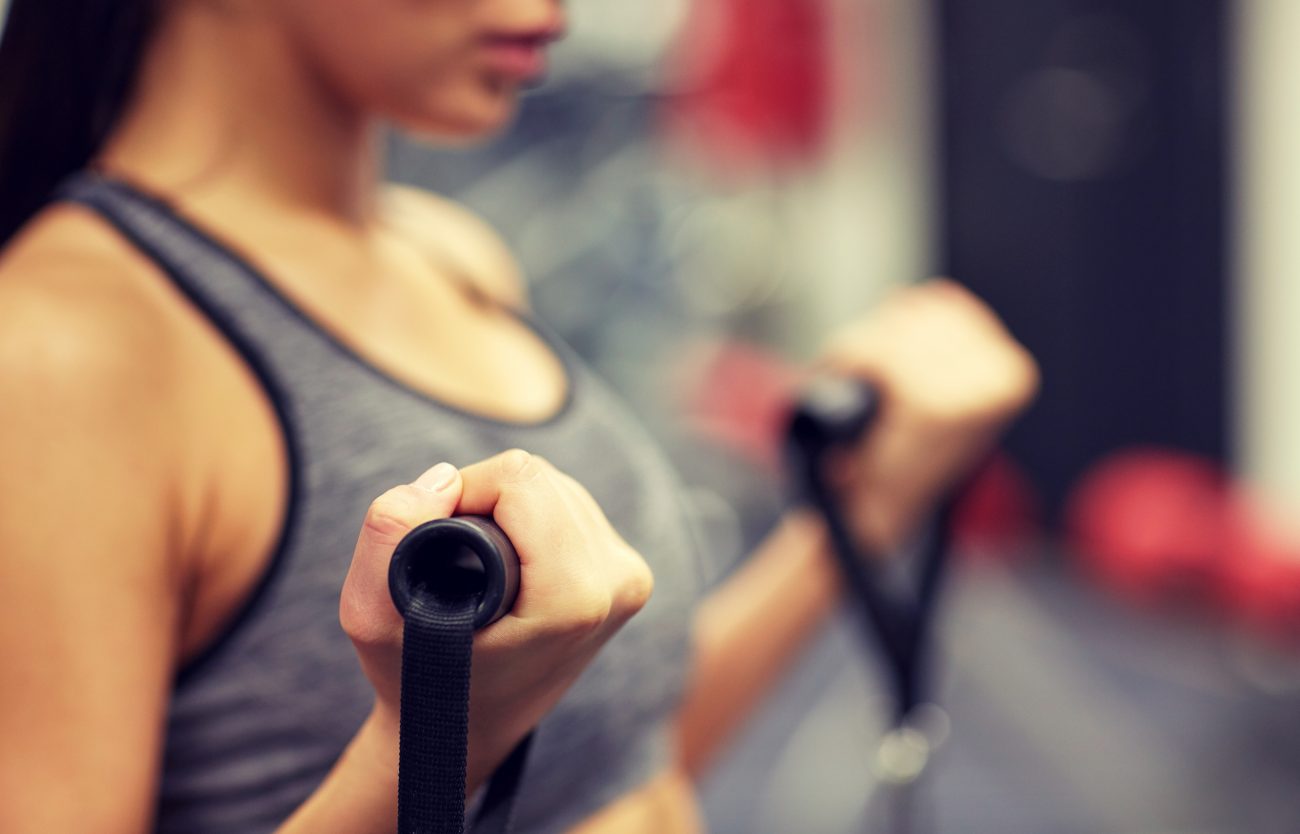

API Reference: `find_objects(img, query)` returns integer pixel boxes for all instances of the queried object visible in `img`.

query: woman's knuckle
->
[565,587,613,633]
[498,448,541,481]
[1012,349,1042,395]
[338,596,364,640]
[338,595,385,648]
[909,394,960,427]
[361,489,416,545]
[620,559,655,611]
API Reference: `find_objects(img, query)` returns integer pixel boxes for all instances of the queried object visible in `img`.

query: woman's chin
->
[393,88,521,147]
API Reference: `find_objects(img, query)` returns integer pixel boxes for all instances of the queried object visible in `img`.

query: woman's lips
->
[480,35,551,81]
[480,12,564,82]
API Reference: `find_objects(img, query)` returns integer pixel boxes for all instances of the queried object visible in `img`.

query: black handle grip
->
[786,374,881,456]
[388,515,520,630]
[785,373,961,724]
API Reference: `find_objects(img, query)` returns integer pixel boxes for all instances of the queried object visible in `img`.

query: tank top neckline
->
[82,169,580,431]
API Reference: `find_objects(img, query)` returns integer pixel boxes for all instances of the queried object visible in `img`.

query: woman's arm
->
[674,280,1039,777]
[0,219,432,834]
[0,261,194,833]
[275,709,400,834]
[675,510,838,776]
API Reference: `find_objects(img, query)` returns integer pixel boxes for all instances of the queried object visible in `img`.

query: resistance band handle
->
[785,376,913,660]
[786,375,881,456]
[388,515,527,834]
[785,375,953,723]
[389,515,521,631]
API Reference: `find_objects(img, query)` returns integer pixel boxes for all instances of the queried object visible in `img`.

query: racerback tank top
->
[56,172,704,834]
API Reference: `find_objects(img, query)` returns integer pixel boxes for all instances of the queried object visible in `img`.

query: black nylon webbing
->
[785,377,960,725]
[398,593,475,834]
[398,592,530,834]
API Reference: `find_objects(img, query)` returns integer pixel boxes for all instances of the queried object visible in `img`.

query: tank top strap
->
[54,170,309,343]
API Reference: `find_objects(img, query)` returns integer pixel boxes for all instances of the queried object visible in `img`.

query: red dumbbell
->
[1218,491,1300,648]
[1064,448,1229,605]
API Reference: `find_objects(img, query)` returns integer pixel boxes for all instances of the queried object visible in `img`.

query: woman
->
[0,1,1038,832]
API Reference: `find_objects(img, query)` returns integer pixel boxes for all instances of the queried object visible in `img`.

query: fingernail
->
[415,462,457,492]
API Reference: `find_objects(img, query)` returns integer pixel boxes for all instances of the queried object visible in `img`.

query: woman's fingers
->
[454,449,652,632]
[337,451,653,782]
[455,450,552,531]
[339,462,464,650]
[811,280,1040,553]
[822,280,1039,425]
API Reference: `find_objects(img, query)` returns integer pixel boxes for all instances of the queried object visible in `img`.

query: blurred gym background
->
[5,0,1295,830]
[387,1,1300,831]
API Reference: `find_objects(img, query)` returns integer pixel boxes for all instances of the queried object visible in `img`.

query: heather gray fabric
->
[58,173,703,834]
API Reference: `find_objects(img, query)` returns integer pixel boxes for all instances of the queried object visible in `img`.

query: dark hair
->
[0,0,159,246]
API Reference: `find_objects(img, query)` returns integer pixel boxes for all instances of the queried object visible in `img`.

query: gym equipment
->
[786,376,966,834]
[1219,493,1300,647]
[785,375,957,732]
[663,0,833,170]
[389,516,521,630]
[1067,447,1300,650]
[388,515,528,834]
[1064,448,1226,604]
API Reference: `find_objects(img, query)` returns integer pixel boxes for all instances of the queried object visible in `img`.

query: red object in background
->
[1064,448,1229,604]
[678,339,807,470]
[661,0,832,173]
[1065,447,1300,650]
[951,453,1042,562]
[1219,493,1300,647]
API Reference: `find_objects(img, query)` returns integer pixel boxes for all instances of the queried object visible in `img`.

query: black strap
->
[785,377,960,725]
[398,593,474,834]
[803,461,955,723]
[397,579,530,834]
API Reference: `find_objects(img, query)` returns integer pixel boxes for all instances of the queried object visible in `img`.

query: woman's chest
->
[164,360,705,831]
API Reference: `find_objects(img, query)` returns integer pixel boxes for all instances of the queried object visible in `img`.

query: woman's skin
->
[0,1,1038,832]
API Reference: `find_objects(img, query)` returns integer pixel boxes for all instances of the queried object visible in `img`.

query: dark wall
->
[935,0,1229,522]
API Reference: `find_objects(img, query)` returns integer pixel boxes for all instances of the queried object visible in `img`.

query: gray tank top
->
[58,173,703,834]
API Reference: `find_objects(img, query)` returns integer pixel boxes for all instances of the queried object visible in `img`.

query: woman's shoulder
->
[0,203,190,403]
[380,183,530,310]
[0,201,232,594]
[0,202,212,504]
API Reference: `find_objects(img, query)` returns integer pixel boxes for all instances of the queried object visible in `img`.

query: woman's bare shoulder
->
[0,206,195,834]
[0,204,196,454]
[380,183,530,309]
[1,204,185,372]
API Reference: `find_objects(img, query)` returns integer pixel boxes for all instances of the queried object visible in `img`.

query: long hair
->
[0,0,159,246]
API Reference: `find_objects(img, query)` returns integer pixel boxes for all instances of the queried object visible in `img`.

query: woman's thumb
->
[339,462,464,647]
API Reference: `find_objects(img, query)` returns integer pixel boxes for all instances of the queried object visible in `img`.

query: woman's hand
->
[819,279,1039,554]
[338,450,655,791]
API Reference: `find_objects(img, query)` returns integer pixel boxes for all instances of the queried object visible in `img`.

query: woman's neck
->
[98,4,381,227]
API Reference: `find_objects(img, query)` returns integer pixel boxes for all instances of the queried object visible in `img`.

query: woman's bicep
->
[0,282,185,834]
[0,516,178,833]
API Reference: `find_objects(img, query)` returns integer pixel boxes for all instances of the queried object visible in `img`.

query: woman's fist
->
[819,279,1039,553]
[338,451,653,790]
